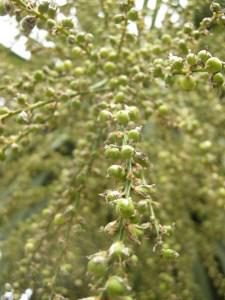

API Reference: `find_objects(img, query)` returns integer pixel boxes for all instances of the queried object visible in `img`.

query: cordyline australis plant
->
[0,0,225,299]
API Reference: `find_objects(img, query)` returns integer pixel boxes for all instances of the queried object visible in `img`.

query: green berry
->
[171,57,183,72]
[99,47,109,59]
[104,61,117,74]
[114,14,124,24]
[34,70,45,81]
[180,75,196,91]
[114,91,126,103]
[99,110,112,122]
[118,75,128,86]
[183,22,193,34]
[127,9,138,21]
[210,2,221,13]
[162,34,172,45]
[197,50,211,63]
[162,248,179,259]
[25,242,35,253]
[76,32,86,43]
[186,53,198,66]
[206,57,223,73]
[199,140,212,151]
[109,241,129,258]
[61,18,74,28]
[105,146,120,160]
[158,104,169,116]
[116,110,130,125]
[121,145,134,159]
[38,1,49,14]
[53,213,65,225]
[107,165,124,178]
[48,6,57,18]
[116,198,135,218]
[105,276,126,297]
[128,106,140,121]
[106,190,120,202]
[47,19,56,29]
[72,47,83,58]
[88,254,108,277]
[128,129,141,142]
[212,72,224,86]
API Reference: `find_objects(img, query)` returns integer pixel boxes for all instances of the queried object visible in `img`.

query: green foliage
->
[0,0,225,300]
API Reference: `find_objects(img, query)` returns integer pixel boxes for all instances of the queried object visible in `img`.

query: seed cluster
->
[0,0,225,300]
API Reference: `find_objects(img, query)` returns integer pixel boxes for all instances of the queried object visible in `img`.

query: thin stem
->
[117,18,128,58]
[150,0,162,29]
[100,0,109,29]
[142,0,149,13]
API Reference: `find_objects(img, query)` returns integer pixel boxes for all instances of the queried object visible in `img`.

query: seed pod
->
[121,145,134,159]
[109,241,130,258]
[180,75,196,91]
[105,276,126,297]
[107,165,124,179]
[88,253,108,277]
[206,57,223,74]
[116,198,135,218]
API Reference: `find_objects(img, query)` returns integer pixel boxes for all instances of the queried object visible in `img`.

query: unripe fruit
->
[105,276,126,297]
[199,140,212,151]
[197,50,211,63]
[48,6,57,18]
[99,47,109,59]
[109,241,129,258]
[107,165,124,178]
[158,104,169,116]
[128,106,139,121]
[104,62,117,74]
[114,14,124,24]
[105,146,120,160]
[116,198,135,218]
[116,110,130,125]
[205,57,223,73]
[121,145,134,159]
[119,75,128,86]
[34,70,45,82]
[88,254,108,277]
[61,18,74,28]
[162,34,171,45]
[76,32,86,43]
[162,248,179,259]
[178,39,188,54]
[186,53,197,66]
[128,129,140,142]
[72,47,83,58]
[47,19,56,29]
[180,75,196,91]
[115,91,126,103]
[212,72,224,86]
[171,57,183,72]
[38,1,49,14]
[53,213,65,225]
[106,190,120,202]
[25,242,35,253]
[99,110,112,122]
[210,2,221,13]
[183,22,193,34]
[127,9,138,21]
